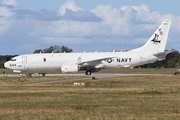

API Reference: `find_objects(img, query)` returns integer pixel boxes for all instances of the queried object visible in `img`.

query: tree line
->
[0,45,72,68]
[140,50,180,68]
[0,55,17,68]
[33,45,72,53]
[0,45,180,68]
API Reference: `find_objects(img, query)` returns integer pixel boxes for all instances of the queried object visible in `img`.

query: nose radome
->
[4,62,8,68]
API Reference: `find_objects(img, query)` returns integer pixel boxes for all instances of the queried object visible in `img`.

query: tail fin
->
[131,19,171,52]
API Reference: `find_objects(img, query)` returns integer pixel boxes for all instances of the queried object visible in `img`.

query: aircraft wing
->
[153,49,175,61]
[77,57,115,67]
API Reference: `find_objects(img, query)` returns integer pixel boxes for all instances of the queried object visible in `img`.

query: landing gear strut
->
[39,72,46,76]
[42,73,46,76]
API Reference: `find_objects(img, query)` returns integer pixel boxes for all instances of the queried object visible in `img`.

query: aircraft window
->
[44,58,46,62]
[10,59,16,61]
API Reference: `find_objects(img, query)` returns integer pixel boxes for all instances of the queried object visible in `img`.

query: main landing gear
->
[86,70,91,75]
[85,71,96,80]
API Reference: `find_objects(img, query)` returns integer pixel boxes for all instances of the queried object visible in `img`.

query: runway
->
[0,73,172,85]
[0,73,172,77]
[0,73,168,85]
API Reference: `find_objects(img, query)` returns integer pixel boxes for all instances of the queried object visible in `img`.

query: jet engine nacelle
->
[61,64,78,73]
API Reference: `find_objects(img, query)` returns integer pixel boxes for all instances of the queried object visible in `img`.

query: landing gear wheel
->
[86,71,91,75]
[42,73,46,76]
[92,77,96,80]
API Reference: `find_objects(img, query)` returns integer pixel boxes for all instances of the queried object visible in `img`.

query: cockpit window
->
[10,59,17,61]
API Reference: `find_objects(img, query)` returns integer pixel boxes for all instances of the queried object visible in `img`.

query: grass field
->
[0,68,180,119]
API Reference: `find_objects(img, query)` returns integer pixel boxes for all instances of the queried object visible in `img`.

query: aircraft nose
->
[4,62,8,68]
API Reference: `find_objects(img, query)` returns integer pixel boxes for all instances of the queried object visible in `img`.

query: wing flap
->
[77,57,115,67]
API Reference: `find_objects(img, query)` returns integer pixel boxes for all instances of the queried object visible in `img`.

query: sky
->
[0,0,180,55]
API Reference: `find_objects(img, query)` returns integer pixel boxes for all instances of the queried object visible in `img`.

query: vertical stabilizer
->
[130,19,171,52]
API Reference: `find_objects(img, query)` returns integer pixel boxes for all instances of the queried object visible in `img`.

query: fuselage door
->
[22,56,27,64]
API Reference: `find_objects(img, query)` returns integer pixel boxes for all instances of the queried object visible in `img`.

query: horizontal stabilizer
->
[153,49,175,61]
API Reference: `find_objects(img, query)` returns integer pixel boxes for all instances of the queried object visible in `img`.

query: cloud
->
[0,1,15,37]
[0,0,180,55]
[64,9,102,22]
[12,8,102,22]
[13,9,61,21]
[57,0,84,16]
[2,0,18,7]
[0,5,13,17]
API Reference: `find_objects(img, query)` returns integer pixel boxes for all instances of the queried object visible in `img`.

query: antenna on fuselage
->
[121,45,124,52]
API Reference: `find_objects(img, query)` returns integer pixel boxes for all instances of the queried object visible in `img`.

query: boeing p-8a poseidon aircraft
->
[4,19,174,75]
